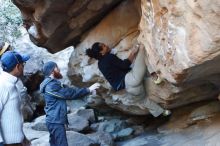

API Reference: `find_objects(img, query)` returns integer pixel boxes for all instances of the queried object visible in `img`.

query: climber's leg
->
[143,98,165,117]
[125,45,146,87]
[126,83,145,97]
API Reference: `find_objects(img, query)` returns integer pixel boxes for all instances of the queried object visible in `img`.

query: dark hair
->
[86,42,102,60]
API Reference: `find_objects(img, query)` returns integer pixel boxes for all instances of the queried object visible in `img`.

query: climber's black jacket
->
[98,53,131,91]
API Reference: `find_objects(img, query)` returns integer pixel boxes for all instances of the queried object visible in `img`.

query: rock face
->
[68,0,144,114]
[12,0,123,53]
[14,0,220,114]
[137,0,220,108]
[67,0,220,114]
[139,0,220,84]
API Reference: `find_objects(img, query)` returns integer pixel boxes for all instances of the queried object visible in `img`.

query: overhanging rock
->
[12,0,124,53]
[13,0,220,115]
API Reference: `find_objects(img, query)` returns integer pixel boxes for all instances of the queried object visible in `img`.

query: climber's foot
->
[151,72,163,85]
[154,76,163,84]
[162,109,171,117]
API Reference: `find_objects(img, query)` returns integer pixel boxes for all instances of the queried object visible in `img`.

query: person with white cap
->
[0,51,31,146]
[40,61,100,146]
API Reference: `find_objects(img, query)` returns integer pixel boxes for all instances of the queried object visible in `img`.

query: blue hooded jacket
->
[40,77,90,124]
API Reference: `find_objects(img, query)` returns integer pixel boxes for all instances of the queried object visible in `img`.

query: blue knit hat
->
[42,61,57,76]
[1,51,30,72]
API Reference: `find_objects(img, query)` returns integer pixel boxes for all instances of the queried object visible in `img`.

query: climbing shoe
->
[153,76,163,85]
[151,72,164,85]
[162,109,171,116]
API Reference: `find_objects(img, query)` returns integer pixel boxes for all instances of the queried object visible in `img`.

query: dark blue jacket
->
[98,53,131,91]
[40,77,90,124]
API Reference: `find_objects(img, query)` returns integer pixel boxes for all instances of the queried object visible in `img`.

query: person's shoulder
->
[103,53,116,61]
[0,76,10,95]
[42,78,62,92]
[108,53,115,57]
[99,54,113,66]
[41,77,56,87]
[47,78,62,88]
[0,74,9,86]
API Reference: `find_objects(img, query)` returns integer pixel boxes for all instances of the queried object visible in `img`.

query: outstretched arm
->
[45,81,100,100]
[128,44,139,62]
[45,81,90,100]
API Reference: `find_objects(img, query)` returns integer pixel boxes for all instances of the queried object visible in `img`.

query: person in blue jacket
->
[40,61,100,146]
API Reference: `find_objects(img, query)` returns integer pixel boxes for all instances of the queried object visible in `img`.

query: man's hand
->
[89,83,100,93]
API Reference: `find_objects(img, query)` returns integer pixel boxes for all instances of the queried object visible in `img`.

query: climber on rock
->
[86,42,141,92]
[86,42,171,117]
[40,61,100,146]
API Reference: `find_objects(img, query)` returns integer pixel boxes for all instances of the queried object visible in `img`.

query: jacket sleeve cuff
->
[86,88,90,94]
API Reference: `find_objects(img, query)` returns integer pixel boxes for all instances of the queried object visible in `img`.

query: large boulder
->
[67,113,90,132]
[13,0,220,114]
[12,0,124,53]
[87,131,114,146]
[31,131,99,146]
[137,0,220,108]
[139,0,220,84]
[67,0,146,114]
[67,0,220,112]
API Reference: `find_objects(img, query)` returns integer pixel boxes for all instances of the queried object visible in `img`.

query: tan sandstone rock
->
[12,0,123,53]
[139,0,220,84]
[13,0,220,114]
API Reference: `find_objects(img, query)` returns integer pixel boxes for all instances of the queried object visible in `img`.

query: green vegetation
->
[0,0,22,44]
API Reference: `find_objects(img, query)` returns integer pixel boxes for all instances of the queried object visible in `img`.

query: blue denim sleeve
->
[45,81,90,100]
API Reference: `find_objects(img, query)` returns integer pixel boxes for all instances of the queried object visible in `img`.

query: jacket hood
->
[40,77,53,93]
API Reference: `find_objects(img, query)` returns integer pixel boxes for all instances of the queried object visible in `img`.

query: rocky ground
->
[24,99,220,146]
[118,100,220,146]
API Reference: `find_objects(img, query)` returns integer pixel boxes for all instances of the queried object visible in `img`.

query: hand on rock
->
[139,43,145,50]
[89,83,100,93]
[131,43,140,55]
